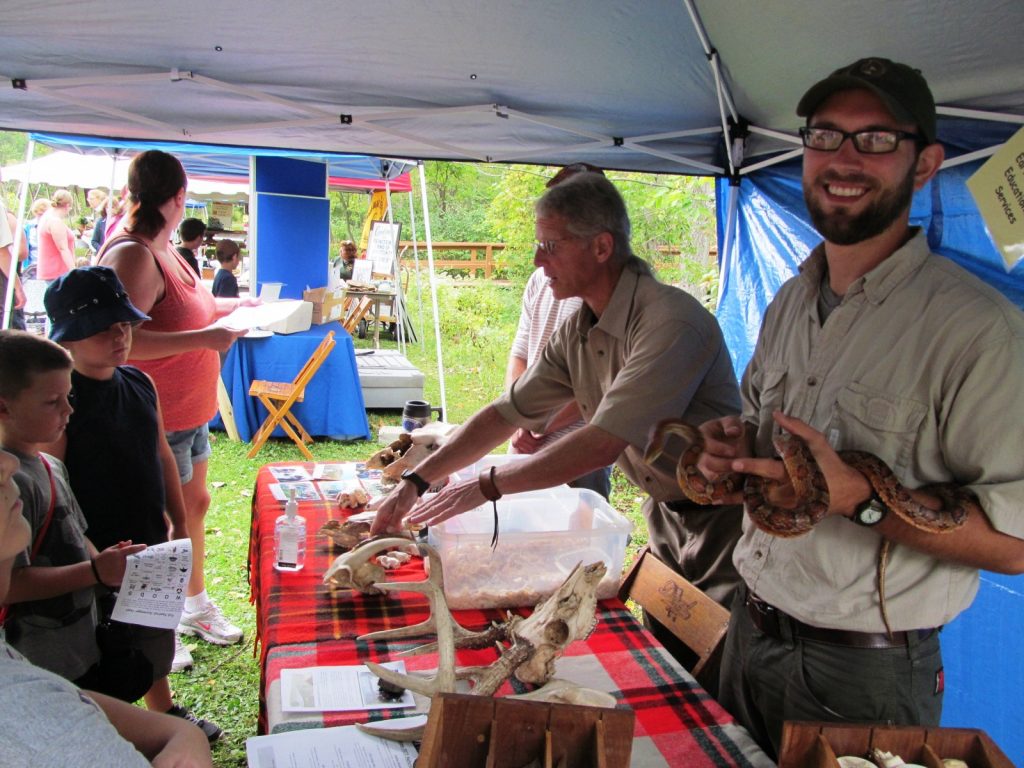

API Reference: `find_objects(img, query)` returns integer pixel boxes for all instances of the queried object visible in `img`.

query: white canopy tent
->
[1,150,250,200]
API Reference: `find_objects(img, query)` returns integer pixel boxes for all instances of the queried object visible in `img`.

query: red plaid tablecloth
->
[249,463,774,768]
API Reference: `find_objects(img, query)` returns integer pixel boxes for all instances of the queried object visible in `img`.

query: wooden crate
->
[417,693,634,768]
[779,722,1014,768]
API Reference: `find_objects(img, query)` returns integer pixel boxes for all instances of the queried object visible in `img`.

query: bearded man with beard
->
[686,58,1024,758]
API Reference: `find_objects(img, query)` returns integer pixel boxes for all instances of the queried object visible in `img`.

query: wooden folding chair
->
[246,331,336,460]
[618,545,730,688]
[341,295,374,335]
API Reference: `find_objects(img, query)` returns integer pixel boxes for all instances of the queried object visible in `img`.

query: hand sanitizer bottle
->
[274,490,306,572]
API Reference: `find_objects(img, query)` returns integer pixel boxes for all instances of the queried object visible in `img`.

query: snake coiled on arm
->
[644,419,978,635]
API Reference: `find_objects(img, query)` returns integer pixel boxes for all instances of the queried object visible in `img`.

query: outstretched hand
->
[405,478,487,529]
[369,481,421,536]
[200,325,247,353]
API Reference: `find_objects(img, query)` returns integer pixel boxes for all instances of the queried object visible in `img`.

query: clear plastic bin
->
[427,487,632,610]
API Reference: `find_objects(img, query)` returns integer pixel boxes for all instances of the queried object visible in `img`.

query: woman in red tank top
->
[36,189,76,281]
[97,151,251,716]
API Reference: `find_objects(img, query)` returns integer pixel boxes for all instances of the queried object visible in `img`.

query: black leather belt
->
[746,591,937,650]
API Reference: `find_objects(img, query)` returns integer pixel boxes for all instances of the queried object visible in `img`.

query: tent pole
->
[717,180,740,313]
[382,176,405,355]
[417,162,446,422]
[405,190,425,352]
[4,139,35,331]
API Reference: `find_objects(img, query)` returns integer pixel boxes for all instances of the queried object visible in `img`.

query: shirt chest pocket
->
[829,384,927,475]
[751,367,788,451]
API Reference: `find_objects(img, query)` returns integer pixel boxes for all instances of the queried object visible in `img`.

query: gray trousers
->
[718,585,943,760]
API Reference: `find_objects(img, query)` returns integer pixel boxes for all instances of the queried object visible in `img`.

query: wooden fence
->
[396,241,715,279]
[398,241,505,278]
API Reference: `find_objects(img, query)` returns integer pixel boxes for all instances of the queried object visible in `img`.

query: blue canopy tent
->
[1,0,1022,759]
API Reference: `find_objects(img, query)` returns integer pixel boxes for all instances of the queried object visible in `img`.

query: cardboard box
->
[779,721,1014,768]
[261,300,313,335]
[303,286,347,325]
[427,486,632,610]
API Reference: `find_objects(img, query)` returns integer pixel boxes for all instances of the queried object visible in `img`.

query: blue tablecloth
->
[210,322,371,442]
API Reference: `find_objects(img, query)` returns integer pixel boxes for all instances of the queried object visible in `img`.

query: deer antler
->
[329,539,612,744]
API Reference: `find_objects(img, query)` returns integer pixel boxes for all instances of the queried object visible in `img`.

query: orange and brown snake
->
[644,419,978,634]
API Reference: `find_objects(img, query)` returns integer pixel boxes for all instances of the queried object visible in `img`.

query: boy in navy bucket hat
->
[45,266,150,342]
[43,266,223,742]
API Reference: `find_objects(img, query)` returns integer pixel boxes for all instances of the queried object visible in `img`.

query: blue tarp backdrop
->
[715,133,1024,761]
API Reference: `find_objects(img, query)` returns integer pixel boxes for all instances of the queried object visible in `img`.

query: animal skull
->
[505,560,604,685]
[323,538,611,742]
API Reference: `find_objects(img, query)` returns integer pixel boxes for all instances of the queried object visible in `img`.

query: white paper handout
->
[111,539,192,629]
[245,723,418,768]
[269,465,312,482]
[281,661,416,712]
[270,481,321,502]
[216,300,307,331]
[312,463,358,481]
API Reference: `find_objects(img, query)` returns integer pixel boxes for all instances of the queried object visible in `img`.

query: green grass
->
[178,278,648,766]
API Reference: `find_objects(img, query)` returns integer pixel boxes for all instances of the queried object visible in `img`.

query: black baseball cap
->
[44,266,150,343]
[797,57,937,144]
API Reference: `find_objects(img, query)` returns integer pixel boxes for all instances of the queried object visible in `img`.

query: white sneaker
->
[178,600,243,646]
[171,634,194,673]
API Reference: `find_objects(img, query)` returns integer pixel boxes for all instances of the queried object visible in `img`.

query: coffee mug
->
[402,400,442,432]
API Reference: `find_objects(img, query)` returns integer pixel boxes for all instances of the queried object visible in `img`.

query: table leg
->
[372,297,382,349]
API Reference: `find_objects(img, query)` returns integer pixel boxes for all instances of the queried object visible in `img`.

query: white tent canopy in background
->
[1,150,250,201]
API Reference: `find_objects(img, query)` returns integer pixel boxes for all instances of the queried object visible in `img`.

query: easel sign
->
[366,220,402,276]
[351,258,373,284]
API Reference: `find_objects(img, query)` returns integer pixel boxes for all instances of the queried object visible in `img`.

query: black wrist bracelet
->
[89,557,106,588]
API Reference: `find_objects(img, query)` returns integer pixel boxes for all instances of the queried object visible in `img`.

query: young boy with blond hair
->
[41,266,222,742]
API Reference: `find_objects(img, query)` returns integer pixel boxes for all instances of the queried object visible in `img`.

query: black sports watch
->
[400,469,430,497]
[852,495,887,526]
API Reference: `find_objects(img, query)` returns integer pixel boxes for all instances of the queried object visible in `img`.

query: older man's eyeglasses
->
[799,127,922,154]
[533,237,576,254]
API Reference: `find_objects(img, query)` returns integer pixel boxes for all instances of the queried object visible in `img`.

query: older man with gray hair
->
[372,172,744,638]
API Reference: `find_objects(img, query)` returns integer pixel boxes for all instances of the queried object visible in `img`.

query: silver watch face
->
[857,500,886,525]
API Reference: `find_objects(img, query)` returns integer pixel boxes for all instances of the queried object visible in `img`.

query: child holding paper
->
[0,331,143,686]
[40,266,222,742]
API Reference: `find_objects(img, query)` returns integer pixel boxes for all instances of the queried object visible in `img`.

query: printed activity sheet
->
[280,661,416,712]
[246,722,420,768]
[270,481,321,502]
[111,539,192,629]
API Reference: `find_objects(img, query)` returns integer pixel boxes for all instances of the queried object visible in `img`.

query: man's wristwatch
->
[400,469,430,497]
[852,494,888,526]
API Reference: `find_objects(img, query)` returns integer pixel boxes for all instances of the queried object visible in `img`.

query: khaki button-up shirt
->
[735,231,1024,631]
[494,265,742,576]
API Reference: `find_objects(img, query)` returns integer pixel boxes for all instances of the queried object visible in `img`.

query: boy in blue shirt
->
[42,266,222,742]
[211,239,241,298]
